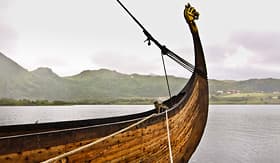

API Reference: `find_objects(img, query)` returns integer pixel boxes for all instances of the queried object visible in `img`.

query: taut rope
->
[41,114,156,163]
[165,110,174,163]
[160,52,172,98]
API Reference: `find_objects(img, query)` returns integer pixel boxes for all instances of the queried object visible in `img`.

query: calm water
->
[191,105,280,163]
[0,105,153,125]
[0,105,279,163]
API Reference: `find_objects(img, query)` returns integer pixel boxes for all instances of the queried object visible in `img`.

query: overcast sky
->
[0,0,279,80]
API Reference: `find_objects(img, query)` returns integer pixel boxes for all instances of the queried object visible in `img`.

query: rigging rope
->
[165,110,174,163]
[162,47,194,73]
[166,53,194,73]
[160,46,195,98]
[41,114,156,163]
[160,53,172,98]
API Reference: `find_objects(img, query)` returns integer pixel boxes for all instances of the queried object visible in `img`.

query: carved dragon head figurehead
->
[184,3,200,32]
[184,3,199,22]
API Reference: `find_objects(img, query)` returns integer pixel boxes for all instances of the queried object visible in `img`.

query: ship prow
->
[0,3,209,162]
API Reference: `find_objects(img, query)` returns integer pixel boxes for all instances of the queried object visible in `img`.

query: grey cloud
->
[230,31,280,65]
[0,1,17,54]
[202,31,280,79]
[0,24,18,55]
[91,51,162,75]
[173,47,194,62]
[209,64,279,80]
[204,46,228,63]
[0,0,12,10]
[171,45,230,63]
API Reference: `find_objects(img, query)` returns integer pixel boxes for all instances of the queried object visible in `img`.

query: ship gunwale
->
[0,72,198,156]
[0,73,196,138]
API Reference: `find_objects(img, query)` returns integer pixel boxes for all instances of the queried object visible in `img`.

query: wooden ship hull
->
[0,4,208,163]
[0,72,208,162]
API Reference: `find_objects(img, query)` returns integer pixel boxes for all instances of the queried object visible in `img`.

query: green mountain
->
[0,52,33,98]
[65,69,186,100]
[0,52,279,102]
[208,78,280,94]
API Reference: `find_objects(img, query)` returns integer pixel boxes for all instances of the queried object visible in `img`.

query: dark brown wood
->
[0,4,208,162]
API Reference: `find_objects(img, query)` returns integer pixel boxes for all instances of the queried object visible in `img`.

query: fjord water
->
[190,105,280,163]
[0,105,153,125]
[0,105,279,162]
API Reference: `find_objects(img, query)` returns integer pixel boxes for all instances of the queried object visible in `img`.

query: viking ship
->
[0,2,208,163]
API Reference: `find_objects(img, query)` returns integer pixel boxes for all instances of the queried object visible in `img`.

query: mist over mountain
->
[0,52,279,101]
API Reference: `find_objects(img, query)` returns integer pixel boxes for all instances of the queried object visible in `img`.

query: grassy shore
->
[210,92,280,104]
[0,93,279,106]
[0,98,155,106]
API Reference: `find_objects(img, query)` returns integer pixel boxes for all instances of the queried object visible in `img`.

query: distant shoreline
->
[0,97,279,106]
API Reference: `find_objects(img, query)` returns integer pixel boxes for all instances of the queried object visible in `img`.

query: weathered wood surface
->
[0,74,208,163]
